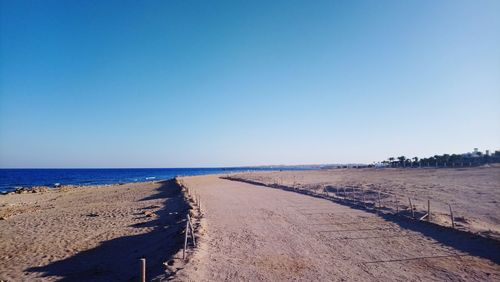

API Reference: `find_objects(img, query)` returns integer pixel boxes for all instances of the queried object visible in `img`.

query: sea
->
[0,167,301,193]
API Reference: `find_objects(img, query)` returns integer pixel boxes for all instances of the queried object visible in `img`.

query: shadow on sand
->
[26,179,189,281]
[223,177,500,265]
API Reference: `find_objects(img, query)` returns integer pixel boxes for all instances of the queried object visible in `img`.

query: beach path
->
[177,174,499,281]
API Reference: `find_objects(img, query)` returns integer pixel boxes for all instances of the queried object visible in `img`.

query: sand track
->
[177,174,499,281]
[229,167,500,238]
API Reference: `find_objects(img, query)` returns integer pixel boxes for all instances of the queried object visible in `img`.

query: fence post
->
[183,219,189,260]
[448,204,455,228]
[140,258,146,282]
[362,189,366,208]
[187,214,196,247]
[427,200,431,222]
[408,198,414,218]
[395,196,399,214]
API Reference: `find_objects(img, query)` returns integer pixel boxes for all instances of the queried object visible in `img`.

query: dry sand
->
[177,173,499,281]
[229,167,500,239]
[0,180,189,281]
[1,168,499,281]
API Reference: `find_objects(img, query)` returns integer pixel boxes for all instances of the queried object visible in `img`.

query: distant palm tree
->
[398,156,406,167]
[388,157,395,167]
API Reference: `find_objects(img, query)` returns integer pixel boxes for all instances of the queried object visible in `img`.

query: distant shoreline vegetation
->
[319,148,500,169]
[379,148,500,168]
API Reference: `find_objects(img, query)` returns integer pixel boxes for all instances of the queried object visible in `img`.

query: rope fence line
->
[138,178,203,280]
[223,176,461,233]
[319,183,458,229]
[318,183,457,229]
[177,178,203,261]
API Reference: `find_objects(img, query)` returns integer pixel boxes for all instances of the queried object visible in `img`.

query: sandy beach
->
[1,167,499,281]
[2,0,499,280]
[0,180,190,281]
[228,166,500,239]
[175,173,499,281]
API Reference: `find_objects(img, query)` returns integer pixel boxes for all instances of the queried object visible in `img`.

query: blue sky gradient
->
[1,0,499,167]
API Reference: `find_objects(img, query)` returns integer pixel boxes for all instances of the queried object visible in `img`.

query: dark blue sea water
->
[0,167,297,193]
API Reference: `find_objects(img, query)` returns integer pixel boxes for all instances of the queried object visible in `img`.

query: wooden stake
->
[187,215,196,247]
[448,203,455,228]
[362,189,366,207]
[395,196,399,214]
[408,198,415,218]
[183,219,189,260]
[427,199,431,222]
[140,258,146,282]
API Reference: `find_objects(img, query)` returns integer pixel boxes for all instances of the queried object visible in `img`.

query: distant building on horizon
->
[463,148,488,158]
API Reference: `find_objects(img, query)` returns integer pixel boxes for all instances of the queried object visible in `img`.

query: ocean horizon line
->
[0,166,311,192]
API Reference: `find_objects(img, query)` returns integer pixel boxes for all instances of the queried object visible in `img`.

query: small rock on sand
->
[143,211,156,217]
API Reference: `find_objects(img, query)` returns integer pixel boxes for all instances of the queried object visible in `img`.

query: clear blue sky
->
[1,0,499,168]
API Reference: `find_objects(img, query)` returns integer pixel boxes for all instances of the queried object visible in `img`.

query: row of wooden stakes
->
[183,186,202,260]
[138,184,202,282]
[319,186,456,229]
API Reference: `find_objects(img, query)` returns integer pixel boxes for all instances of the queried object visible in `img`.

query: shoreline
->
[0,167,310,194]
[0,179,163,196]
[3,165,494,194]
